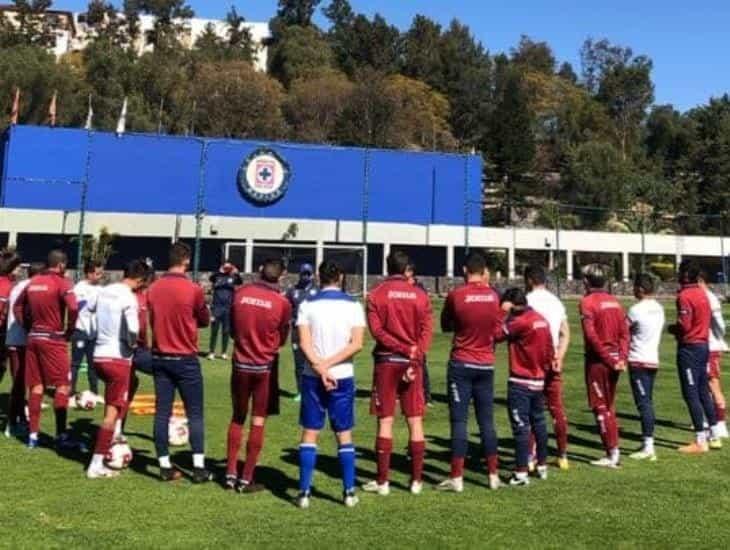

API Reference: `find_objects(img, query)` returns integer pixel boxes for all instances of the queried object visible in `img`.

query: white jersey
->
[296,288,366,380]
[627,298,665,366]
[527,287,567,349]
[5,279,30,347]
[93,283,139,360]
[74,279,100,336]
[706,288,728,353]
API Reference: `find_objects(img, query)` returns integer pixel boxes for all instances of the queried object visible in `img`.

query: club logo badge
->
[238,148,291,205]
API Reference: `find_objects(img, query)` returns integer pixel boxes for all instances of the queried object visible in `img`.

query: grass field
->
[1,299,729,549]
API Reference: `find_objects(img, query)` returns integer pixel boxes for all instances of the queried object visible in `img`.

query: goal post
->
[223,241,368,297]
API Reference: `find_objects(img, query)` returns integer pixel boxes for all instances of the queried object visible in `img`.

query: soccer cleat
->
[343,490,359,508]
[557,456,570,470]
[27,435,39,450]
[590,457,620,468]
[236,480,265,494]
[159,467,183,482]
[192,468,214,484]
[527,459,536,474]
[293,394,301,403]
[86,465,120,479]
[296,491,311,509]
[435,477,464,493]
[509,474,530,487]
[536,465,548,480]
[488,474,502,490]
[220,354,228,361]
[93,394,105,405]
[224,475,237,490]
[207,353,215,360]
[629,449,657,461]
[709,438,723,450]
[678,442,709,454]
[362,480,390,496]
[55,432,87,453]
[3,425,9,439]
[410,481,423,495]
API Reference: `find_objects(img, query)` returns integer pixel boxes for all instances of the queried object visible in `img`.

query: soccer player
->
[207,260,243,361]
[579,264,629,468]
[147,242,211,482]
[669,260,722,452]
[225,258,291,493]
[699,270,729,439]
[71,260,104,403]
[86,259,147,479]
[14,250,79,450]
[497,287,554,486]
[1,251,23,433]
[363,250,433,496]
[295,260,366,509]
[524,265,571,469]
[437,251,502,493]
[286,263,318,401]
[405,262,433,406]
[626,273,665,461]
[4,261,44,438]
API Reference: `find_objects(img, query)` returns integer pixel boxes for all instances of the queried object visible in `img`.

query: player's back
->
[527,287,566,349]
[580,290,626,356]
[704,288,727,352]
[367,275,432,358]
[73,279,99,334]
[676,284,711,344]
[24,272,74,334]
[444,281,501,364]
[95,282,137,360]
[505,308,554,383]
[628,298,665,366]
[231,281,291,366]
[5,279,30,347]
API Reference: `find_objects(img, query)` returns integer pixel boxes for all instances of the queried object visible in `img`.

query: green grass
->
[1,299,729,549]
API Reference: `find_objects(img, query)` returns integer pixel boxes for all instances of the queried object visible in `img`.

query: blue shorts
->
[300,375,355,433]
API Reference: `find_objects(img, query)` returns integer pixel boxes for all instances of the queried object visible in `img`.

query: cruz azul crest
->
[237,148,291,205]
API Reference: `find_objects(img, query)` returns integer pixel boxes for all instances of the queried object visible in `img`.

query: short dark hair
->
[124,258,150,280]
[633,273,655,294]
[47,249,68,269]
[464,251,487,275]
[698,269,710,283]
[84,259,104,274]
[524,264,546,285]
[0,250,22,275]
[387,250,410,276]
[678,259,701,284]
[583,264,608,289]
[319,260,343,286]
[261,257,285,283]
[169,242,192,267]
[28,262,45,277]
[501,287,527,307]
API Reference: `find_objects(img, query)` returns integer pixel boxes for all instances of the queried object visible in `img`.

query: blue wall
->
[0,125,483,226]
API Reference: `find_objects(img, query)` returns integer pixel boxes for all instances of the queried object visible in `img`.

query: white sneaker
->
[488,474,502,490]
[629,449,657,461]
[716,422,729,439]
[296,492,310,509]
[220,354,228,361]
[94,394,105,405]
[509,474,530,486]
[590,457,620,469]
[435,477,464,493]
[410,481,423,495]
[343,491,359,508]
[361,480,390,496]
[536,465,548,480]
[207,353,215,360]
[68,395,78,409]
[86,465,120,479]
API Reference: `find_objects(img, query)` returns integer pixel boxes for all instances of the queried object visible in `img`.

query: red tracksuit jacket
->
[579,289,629,367]
[441,281,502,365]
[0,275,13,335]
[675,283,711,345]
[367,275,433,362]
[13,271,78,337]
[496,308,554,386]
[231,281,291,366]
[147,273,210,356]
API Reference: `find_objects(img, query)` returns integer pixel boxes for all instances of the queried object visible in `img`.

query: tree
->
[276,0,321,27]
[580,38,633,93]
[645,104,695,173]
[323,0,355,73]
[511,35,555,74]
[557,61,577,84]
[193,8,254,64]
[401,15,444,89]
[0,0,55,48]
[123,0,194,51]
[268,24,334,87]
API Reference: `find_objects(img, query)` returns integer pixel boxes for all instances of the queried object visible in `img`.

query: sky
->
[51,0,730,112]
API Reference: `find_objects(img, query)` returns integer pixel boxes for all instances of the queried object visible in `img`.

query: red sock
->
[375,437,393,484]
[486,454,499,475]
[28,392,42,434]
[409,440,426,482]
[94,426,115,456]
[450,456,465,478]
[604,411,619,451]
[242,425,264,483]
[717,404,727,422]
[226,422,243,477]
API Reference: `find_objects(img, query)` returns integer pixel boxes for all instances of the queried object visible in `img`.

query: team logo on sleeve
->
[238,148,291,205]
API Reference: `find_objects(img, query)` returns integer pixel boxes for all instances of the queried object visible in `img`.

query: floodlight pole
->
[76,130,92,281]
[193,140,209,281]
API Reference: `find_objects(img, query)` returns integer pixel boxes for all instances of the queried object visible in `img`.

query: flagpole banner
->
[116,97,128,135]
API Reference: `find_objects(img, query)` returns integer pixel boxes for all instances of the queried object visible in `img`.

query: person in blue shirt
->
[207,260,243,360]
[286,263,319,401]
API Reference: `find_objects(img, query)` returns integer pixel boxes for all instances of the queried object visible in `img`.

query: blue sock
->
[299,444,317,493]
[338,443,356,492]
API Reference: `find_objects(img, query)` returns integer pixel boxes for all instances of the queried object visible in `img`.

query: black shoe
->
[160,467,183,482]
[192,468,213,484]
[224,475,237,490]
[236,480,265,494]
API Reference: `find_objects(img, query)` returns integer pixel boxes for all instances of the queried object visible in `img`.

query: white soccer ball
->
[77,391,97,411]
[105,441,133,470]
[168,417,189,447]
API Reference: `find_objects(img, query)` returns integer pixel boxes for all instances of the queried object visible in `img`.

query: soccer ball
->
[168,417,189,447]
[105,441,133,470]
[76,391,97,411]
